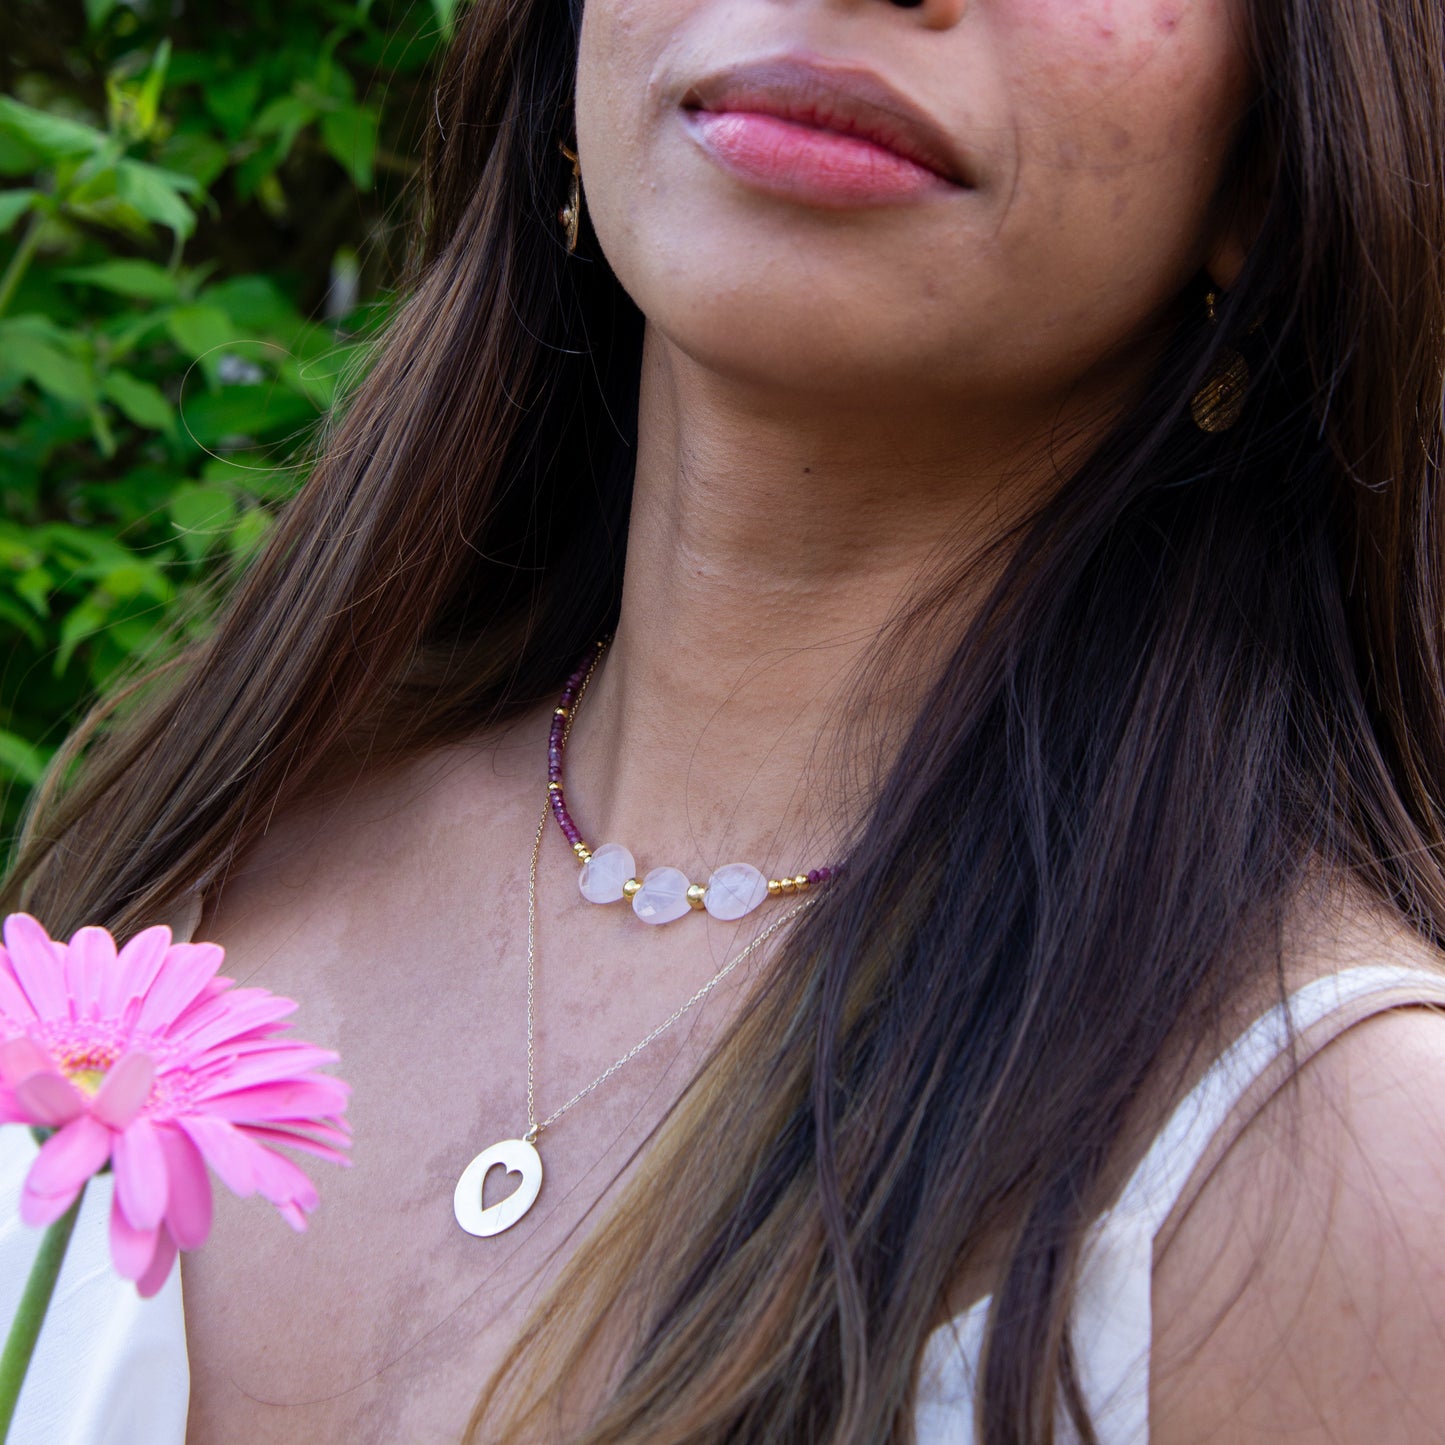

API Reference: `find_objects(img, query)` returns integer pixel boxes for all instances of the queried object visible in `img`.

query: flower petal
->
[135,1225,178,1299]
[134,944,225,1034]
[0,1035,53,1089]
[65,927,116,1021]
[175,1115,257,1197]
[276,1200,307,1231]
[106,926,172,1019]
[0,950,39,1030]
[157,1124,212,1250]
[171,993,299,1053]
[25,1114,113,1202]
[2,915,68,1020]
[13,1065,85,1128]
[250,1146,319,1220]
[184,1047,339,1095]
[196,1078,350,1122]
[0,1083,29,1124]
[109,1195,159,1281]
[20,1181,83,1228]
[113,1116,168,1230]
[233,1124,351,1167]
[92,1051,156,1130]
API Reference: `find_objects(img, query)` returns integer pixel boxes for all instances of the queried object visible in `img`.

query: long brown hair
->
[8,0,1445,1439]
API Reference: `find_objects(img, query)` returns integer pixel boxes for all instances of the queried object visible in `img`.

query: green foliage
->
[1,1,449,843]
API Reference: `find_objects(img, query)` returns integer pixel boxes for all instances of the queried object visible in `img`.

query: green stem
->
[0,215,44,323]
[0,1187,84,1442]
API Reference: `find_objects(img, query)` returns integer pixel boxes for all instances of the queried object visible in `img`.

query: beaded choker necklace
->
[547,641,842,924]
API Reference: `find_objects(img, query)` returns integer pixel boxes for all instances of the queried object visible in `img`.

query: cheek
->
[991,0,1250,287]
[575,1,686,269]
[1000,0,1247,167]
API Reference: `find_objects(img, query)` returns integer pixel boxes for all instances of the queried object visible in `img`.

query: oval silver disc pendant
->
[453,1138,543,1237]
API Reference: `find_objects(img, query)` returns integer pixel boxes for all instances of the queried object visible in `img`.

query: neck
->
[561,330,1094,876]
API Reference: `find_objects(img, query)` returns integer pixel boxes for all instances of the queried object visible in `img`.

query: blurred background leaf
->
[0,0,445,843]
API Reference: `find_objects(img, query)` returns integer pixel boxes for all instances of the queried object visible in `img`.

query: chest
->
[179,766,756,1442]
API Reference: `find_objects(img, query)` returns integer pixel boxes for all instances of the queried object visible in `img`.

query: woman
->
[5,0,1445,1439]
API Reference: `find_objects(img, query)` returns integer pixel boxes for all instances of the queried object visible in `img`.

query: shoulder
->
[1150,959,1445,1443]
[196,713,542,933]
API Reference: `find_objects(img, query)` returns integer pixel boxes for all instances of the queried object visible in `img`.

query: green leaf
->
[107,41,173,143]
[319,104,377,190]
[228,505,275,562]
[169,481,236,562]
[83,0,120,29]
[59,168,156,241]
[0,97,108,162]
[203,68,266,141]
[14,566,54,617]
[55,593,113,674]
[38,522,141,576]
[102,370,174,432]
[277,343,360,410]
[136,39,173,139]
[166,304,235,382]
[200,275,302,337]
[252,95,317,157]
[114,159,199,239]
[234,142,287,206]
[202,457,298,502]
[430,0,459,40]
[179,383,317,448]
[1,325,93,407]
[0,595,45,649]
[157,131,230,189]
[0,730,48,788]
[0,190,37,233]
[0,131,42,178]
[60,259,182,302]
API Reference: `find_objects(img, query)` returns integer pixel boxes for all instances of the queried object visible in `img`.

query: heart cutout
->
[481,1161,523,1211]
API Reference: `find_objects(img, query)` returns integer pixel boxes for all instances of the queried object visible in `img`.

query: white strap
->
[1113,964,1445,1238]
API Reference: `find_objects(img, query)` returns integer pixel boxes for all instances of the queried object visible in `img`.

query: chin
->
[649,303,928,404]
[604,235,954,403]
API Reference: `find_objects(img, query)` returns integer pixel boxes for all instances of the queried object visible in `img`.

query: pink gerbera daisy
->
[0,913,350,1297]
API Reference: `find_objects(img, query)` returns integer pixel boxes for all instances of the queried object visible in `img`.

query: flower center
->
[59,1044,120,1097]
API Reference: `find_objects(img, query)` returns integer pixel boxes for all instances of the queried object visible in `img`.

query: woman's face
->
[575,0,1254,420]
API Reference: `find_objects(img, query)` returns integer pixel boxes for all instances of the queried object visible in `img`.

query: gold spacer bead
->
[548,781,562,792]
[686,883,707,911]
[555,707,569,717]
[623,878,642,900]
[780,877,796,896]
[573,843,592,861]
[794,875,810,891]
[767,879,784,898]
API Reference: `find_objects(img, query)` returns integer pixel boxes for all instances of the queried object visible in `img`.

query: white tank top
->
[4,964,1442,1443]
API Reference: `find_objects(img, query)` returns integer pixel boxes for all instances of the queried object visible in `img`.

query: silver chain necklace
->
[452,711,815,1237]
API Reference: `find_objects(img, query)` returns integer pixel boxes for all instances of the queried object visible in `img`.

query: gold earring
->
[1190,290,1250,433]
[558,142,581,253]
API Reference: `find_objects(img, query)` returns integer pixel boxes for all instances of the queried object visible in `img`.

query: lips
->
[681,58,974,190]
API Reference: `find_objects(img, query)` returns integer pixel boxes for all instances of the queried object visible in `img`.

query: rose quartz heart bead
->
[578,843,636,904]
[704,863,769,922]
[632,866,694,925]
